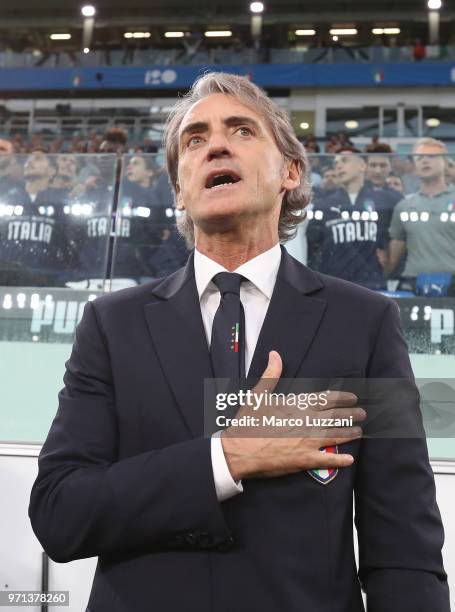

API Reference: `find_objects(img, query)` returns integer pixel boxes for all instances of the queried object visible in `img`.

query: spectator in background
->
[364,134,380,152]
[29,133,45,152]
[22,150,58,201]
[64,131,125,283]
[307,147,399,289]
[366,143,402,195]
[119,154,187,278]
[49,138,64,154]
[387,138,455,283]
[143,138,159,153]
[392,155,421,194]
[52,154,79,190]
[0,138,23,191]
[100,127,128,156]
[304,134,320,153]
[446,157,455,187]
[325,134,340,154]
[386,172,405,195]
[324,132,353,154]
[0,150,76,286]
[124,155,155,190]
[413,39,426,61]
[313,164,338,196]
[74,126,129,197]
[11,133,26,153]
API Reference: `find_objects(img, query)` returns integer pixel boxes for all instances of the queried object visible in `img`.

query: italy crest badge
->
[308,445,339,485]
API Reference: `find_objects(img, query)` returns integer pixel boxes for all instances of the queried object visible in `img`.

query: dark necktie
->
[210,272,246,381]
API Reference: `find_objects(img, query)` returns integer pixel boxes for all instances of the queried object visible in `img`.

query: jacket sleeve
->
[355,300,450,611]
[29,300,232,563]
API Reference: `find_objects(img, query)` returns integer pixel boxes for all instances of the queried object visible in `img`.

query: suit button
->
[185,532,197,546]
[216,535,234,551]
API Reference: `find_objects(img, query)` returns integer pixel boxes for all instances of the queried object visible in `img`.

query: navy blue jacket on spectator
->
[307,184,400,289]
[0,185,76,286]
[64,184,115,282]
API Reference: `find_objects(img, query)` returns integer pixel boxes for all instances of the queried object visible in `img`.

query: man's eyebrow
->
[179,121,209,142]
[179,115,262,143]
[223,115,262,131]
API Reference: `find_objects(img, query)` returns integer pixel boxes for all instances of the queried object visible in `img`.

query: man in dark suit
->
[29,73,449,612]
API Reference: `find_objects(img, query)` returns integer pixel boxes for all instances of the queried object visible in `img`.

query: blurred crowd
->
[0,127,188,288]
[8,129,160,156]
[305,137,455,296]
[1,128,455,297]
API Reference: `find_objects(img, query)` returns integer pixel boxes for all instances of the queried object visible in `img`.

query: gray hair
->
[163,72,311,248]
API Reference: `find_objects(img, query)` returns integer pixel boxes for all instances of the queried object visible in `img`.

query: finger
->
[262,351,282,379]
[319,390,358,408]
[309,451,355,469]
[316,407,366,422]
[252,351,283,395]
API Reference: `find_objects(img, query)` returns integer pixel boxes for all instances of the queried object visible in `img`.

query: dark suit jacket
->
[29,246,450,612]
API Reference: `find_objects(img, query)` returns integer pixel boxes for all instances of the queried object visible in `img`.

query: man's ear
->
[175,182,185,210]
[281,159,301,193]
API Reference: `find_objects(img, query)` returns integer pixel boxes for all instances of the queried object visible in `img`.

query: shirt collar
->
[194,242,281,300]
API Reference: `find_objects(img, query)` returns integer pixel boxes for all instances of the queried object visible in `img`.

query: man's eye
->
[237,126,253,136]
[187,135,203,147]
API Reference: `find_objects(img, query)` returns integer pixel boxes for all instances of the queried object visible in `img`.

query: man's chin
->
[194,209,247,234]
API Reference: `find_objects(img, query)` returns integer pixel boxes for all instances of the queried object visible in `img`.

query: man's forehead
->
[179,93,265,132]
[336,153,361,162]
[368,156,391,164]
[415,145,445,156]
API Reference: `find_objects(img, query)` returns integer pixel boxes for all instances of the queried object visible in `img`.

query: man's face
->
[447,158,455,182]
[175,93,299,236]
[386,175,404,194]
[335,153,365,188]
[413,144,446,182]
[24,151,53,180]
[322,169,337,190]
[367,155,392,187]
[57,155,77,179]
[127,156,151,184]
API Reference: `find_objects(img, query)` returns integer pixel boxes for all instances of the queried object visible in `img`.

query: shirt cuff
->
[211,432,243,502]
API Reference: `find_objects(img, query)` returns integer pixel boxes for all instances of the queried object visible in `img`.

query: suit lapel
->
[144,254,213,438]
[247,247,327,383]
[144,248,328,436]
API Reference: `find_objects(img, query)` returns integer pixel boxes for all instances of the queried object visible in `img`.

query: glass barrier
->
[0,153,116,441]
[0,152,116,289]
[111,153,188,285]
[0,151,454,460]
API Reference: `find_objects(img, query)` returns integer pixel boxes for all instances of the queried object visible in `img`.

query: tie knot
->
[212,272,244,296]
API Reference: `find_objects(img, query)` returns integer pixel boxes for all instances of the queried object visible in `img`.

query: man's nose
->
[206,132,232,160]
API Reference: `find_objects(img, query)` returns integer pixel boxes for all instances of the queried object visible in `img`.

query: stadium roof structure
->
[0,0,453,50]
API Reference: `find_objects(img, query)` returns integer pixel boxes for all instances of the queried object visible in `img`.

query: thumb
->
[263,351,283,378]
[253,351,283,395]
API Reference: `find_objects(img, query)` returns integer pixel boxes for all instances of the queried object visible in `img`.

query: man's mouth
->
[205,171,241,190]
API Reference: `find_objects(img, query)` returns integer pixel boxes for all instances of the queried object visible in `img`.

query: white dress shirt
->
[194,243,282,502]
